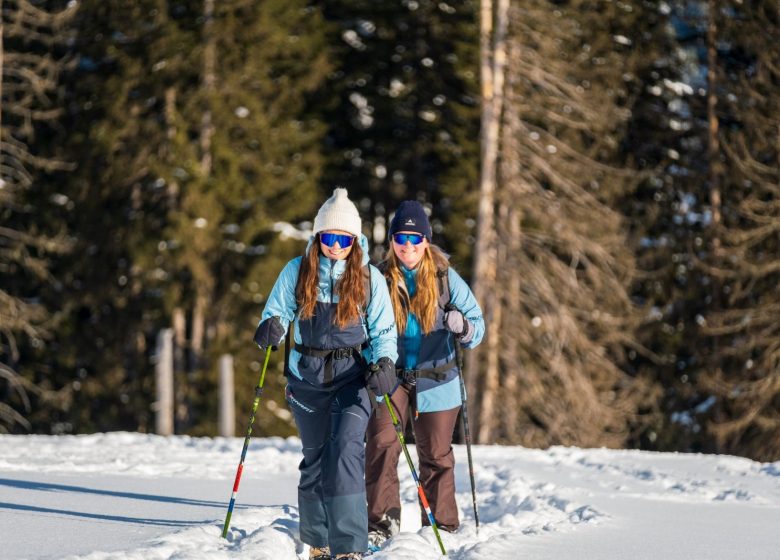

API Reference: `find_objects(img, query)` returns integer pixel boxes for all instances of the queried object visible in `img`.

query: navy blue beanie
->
[389,200,432,240]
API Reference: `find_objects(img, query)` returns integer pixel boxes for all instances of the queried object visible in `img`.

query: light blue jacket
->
[398,265,484,412]
[260,234,397,382]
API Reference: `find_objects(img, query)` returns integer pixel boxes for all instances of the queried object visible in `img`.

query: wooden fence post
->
[154,329,174,435]
[219,354,235,437]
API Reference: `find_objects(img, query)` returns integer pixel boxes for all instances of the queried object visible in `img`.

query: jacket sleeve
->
[365,264,398,364]
[447,267,485,349]
[259,257,301,333]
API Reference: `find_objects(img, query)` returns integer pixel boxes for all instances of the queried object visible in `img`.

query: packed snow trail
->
[0,433,777,559]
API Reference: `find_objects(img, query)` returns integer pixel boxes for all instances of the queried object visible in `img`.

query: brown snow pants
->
[365,382,461,534]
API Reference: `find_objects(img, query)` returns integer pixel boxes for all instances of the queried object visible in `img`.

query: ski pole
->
[221,346,272,539]
[453,341,479,534]
[383,393,447,556]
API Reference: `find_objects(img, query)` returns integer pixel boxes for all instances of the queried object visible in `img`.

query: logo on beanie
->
[404,218,416,226]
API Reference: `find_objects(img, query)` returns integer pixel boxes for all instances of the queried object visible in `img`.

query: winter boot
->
[367,529,389,552]
[308,546,331,560]
[367,508,399,552]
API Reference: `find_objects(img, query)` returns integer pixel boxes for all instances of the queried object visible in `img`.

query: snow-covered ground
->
[0,432,777,559]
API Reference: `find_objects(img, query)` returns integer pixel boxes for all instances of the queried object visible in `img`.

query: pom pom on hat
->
[388,200,432,240]
[313,188,362,238]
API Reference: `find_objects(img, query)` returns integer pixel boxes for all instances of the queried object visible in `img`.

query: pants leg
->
[322,378,372,554]
[286,379,331,548]
[413,406,461,531]
[365,384,412,537]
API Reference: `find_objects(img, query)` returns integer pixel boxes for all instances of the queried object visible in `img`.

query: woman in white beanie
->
[253,188,398,560]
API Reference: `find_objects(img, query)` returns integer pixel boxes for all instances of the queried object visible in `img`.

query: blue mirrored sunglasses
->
[392,233,425,245]
[320,232,356,248]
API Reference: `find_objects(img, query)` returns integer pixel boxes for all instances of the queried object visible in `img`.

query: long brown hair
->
[296,234,366,329]
[383,244,449,335]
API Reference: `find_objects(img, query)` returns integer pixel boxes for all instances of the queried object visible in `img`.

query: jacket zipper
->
[328,258,335,346]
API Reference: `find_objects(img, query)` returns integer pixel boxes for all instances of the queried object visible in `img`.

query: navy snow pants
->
[286,374,372,554]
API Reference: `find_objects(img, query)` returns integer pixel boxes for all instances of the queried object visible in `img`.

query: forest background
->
[1,0,778,462]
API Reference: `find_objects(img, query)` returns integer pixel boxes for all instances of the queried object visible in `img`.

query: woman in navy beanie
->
[364,200,485,550]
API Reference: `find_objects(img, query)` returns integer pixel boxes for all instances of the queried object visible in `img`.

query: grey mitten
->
[444,307,474,344]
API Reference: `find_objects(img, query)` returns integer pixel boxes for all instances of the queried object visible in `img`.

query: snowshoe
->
[308,546,331,560]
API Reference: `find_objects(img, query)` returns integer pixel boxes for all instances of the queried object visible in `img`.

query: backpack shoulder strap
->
[362,265,372,316]
[437,266,450,309]
[284,327,292,375]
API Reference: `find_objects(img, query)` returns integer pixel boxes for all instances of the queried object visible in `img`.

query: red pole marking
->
[418,487,431,509]
[233,464,244,492]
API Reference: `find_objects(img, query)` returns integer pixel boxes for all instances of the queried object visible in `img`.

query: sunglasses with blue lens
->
[320,232,356,248]
[392,233,425,245]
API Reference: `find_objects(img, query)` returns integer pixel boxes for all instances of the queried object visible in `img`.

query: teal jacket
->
[398,265,484,412]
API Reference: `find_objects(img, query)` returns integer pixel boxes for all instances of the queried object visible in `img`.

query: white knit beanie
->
[312,188,362,238]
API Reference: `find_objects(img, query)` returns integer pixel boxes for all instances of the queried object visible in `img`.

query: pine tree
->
[319,0,480,266]
[163,0,331,435]
[41,0,329,435]
[696,0,780,461]
[0,0,75,432]
[611,1,710,452]
[36,0,195,433]
[469,0,658,447]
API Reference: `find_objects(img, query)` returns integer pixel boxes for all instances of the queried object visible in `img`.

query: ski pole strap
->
[365,385,381,413]
[397,359,456,384]
[284,328,292,376]
[294,343,366,384]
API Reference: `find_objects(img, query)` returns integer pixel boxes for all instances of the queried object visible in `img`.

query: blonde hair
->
[296,235,366,329]
[383,244,449,335]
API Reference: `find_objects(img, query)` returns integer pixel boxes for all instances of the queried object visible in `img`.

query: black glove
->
[253,316,285,351]
[444,306,474,343]
[365,357,397,396]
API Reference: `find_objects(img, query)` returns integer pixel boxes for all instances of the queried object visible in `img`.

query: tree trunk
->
[200,0,215,177]
[706,0,724,452]
[468,0,510,444]
[173,307,186,373]
[189,0,216,373]
[1,0,4,141]
[478,199,506,443]
[500,202,521,440]
[164,86,180,197]
[706,0,722,239]
[190,294,207,371]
